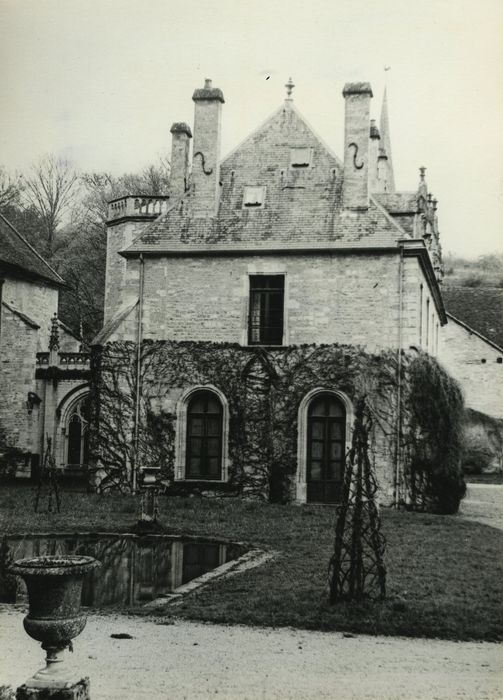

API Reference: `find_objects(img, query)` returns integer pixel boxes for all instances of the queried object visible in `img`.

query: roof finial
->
[419,166,426,181]
[48,313,59,352]
[285,77,295,100]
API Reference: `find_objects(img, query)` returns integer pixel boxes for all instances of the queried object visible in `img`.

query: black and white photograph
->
[0,0,502,698]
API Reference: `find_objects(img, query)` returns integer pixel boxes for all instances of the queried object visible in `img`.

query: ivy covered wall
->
[89,340,465,511]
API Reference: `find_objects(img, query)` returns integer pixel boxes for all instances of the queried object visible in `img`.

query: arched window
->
[306,393,346,503]
[66,396,90,467]
[185,391,223,480]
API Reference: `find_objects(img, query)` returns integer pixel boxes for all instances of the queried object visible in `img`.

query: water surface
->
[1,533,245,608]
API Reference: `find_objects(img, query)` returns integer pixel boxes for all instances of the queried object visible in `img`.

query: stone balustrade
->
[36,352,90,367]
[59,352,91,366]
[107,195,170,222]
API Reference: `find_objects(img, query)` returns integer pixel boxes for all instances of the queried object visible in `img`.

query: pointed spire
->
[418,166,428,198]
[379,87,396,192]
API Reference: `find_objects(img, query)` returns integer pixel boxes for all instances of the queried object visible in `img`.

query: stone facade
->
[104,251,442,356]
[439,314,503,419]
[0,213,90,477]
[92,78,451,504]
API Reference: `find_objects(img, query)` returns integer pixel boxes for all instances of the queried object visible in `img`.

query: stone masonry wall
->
[0,305,39,454]
[439,318,503,418]
[104,220,149,323]
[2,277,58,349]
[90,341,401,504]
[112,251,442,356]
[402,256,442,356]
[115,252,401,351]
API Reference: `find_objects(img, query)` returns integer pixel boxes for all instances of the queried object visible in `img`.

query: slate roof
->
[123,101,408,256]
[0,212,64,285]
[442,286,503,348]
[373,193,417,214]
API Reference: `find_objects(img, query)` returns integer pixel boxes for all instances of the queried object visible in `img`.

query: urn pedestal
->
[10,555,99,691]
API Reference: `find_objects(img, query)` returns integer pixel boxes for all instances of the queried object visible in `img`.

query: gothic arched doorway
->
[306,393,346,503]
[66,396,90,471]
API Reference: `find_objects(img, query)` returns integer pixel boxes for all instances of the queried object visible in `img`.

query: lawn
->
[1,483,502,641]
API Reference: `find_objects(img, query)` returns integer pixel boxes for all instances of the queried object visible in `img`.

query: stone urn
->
[9,555,100,689]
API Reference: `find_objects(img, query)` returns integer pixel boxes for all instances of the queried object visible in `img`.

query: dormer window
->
[243,186,265,208]
[290,147,312,168]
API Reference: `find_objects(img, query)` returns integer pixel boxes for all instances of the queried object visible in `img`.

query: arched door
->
[186,391,223,480]
[307,394,346,503]
[66,396,90,470]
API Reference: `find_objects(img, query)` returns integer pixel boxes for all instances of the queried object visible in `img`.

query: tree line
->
[0,156,170,343]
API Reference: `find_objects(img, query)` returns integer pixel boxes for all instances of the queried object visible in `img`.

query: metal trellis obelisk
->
[329,397,386,603]
[34,436,61,514]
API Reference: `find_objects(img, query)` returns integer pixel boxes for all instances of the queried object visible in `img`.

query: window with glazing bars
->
[248,275,284,345]
[186,392,223,479]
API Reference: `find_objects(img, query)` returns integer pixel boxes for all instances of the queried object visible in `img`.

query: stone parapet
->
[107,196,170,224]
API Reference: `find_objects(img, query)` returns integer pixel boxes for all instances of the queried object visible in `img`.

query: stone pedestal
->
[16,677,90,699]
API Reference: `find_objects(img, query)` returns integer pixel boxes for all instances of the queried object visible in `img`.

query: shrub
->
[405,354,466,514]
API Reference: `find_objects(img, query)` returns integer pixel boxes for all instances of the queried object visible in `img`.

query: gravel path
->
[1,607,502,700]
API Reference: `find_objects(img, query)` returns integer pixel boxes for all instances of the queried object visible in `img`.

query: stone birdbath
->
[9,555,100,690]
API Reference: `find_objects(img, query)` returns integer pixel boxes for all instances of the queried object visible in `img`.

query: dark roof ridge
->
[0,211,64,285]
[1,300,40,329]
[446,312,503,353]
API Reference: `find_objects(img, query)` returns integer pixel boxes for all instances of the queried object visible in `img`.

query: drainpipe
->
[394,246,404,507]
[0,278,4,346]
[132,254,145,494]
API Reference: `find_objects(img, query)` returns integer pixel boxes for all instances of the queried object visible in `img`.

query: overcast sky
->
[1,0,502,258]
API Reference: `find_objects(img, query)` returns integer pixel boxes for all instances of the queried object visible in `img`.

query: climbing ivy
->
[89,340,465,512]
[402,352,466,514]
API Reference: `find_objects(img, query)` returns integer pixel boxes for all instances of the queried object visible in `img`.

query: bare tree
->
[80,155,170,229]
[20,155,79,256]
[0,166,23,210]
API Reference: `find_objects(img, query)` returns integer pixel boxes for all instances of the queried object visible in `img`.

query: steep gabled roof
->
[442,286,503,348]
[122,100,407,256]
[373,192,417,214]
[0,212,64,286]
[446,312,503,353]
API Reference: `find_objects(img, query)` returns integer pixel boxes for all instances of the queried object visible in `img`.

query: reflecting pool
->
[0,534,246,608]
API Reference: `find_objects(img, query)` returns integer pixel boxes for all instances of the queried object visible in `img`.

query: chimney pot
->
[170,122,192,198]
[342,82,373,98]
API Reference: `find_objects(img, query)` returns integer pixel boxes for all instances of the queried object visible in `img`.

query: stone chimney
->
[170,122,192,198]
[191,79,225,217]
[342,82,373,210]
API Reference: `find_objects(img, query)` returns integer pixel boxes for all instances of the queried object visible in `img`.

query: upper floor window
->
[243,186,266,208]
[290,147,312,168]
[248,275,284,346]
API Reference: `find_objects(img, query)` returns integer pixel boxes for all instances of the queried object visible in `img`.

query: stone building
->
[440,287,503,473]
[0,213,91,476]
[91,78,452,503]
